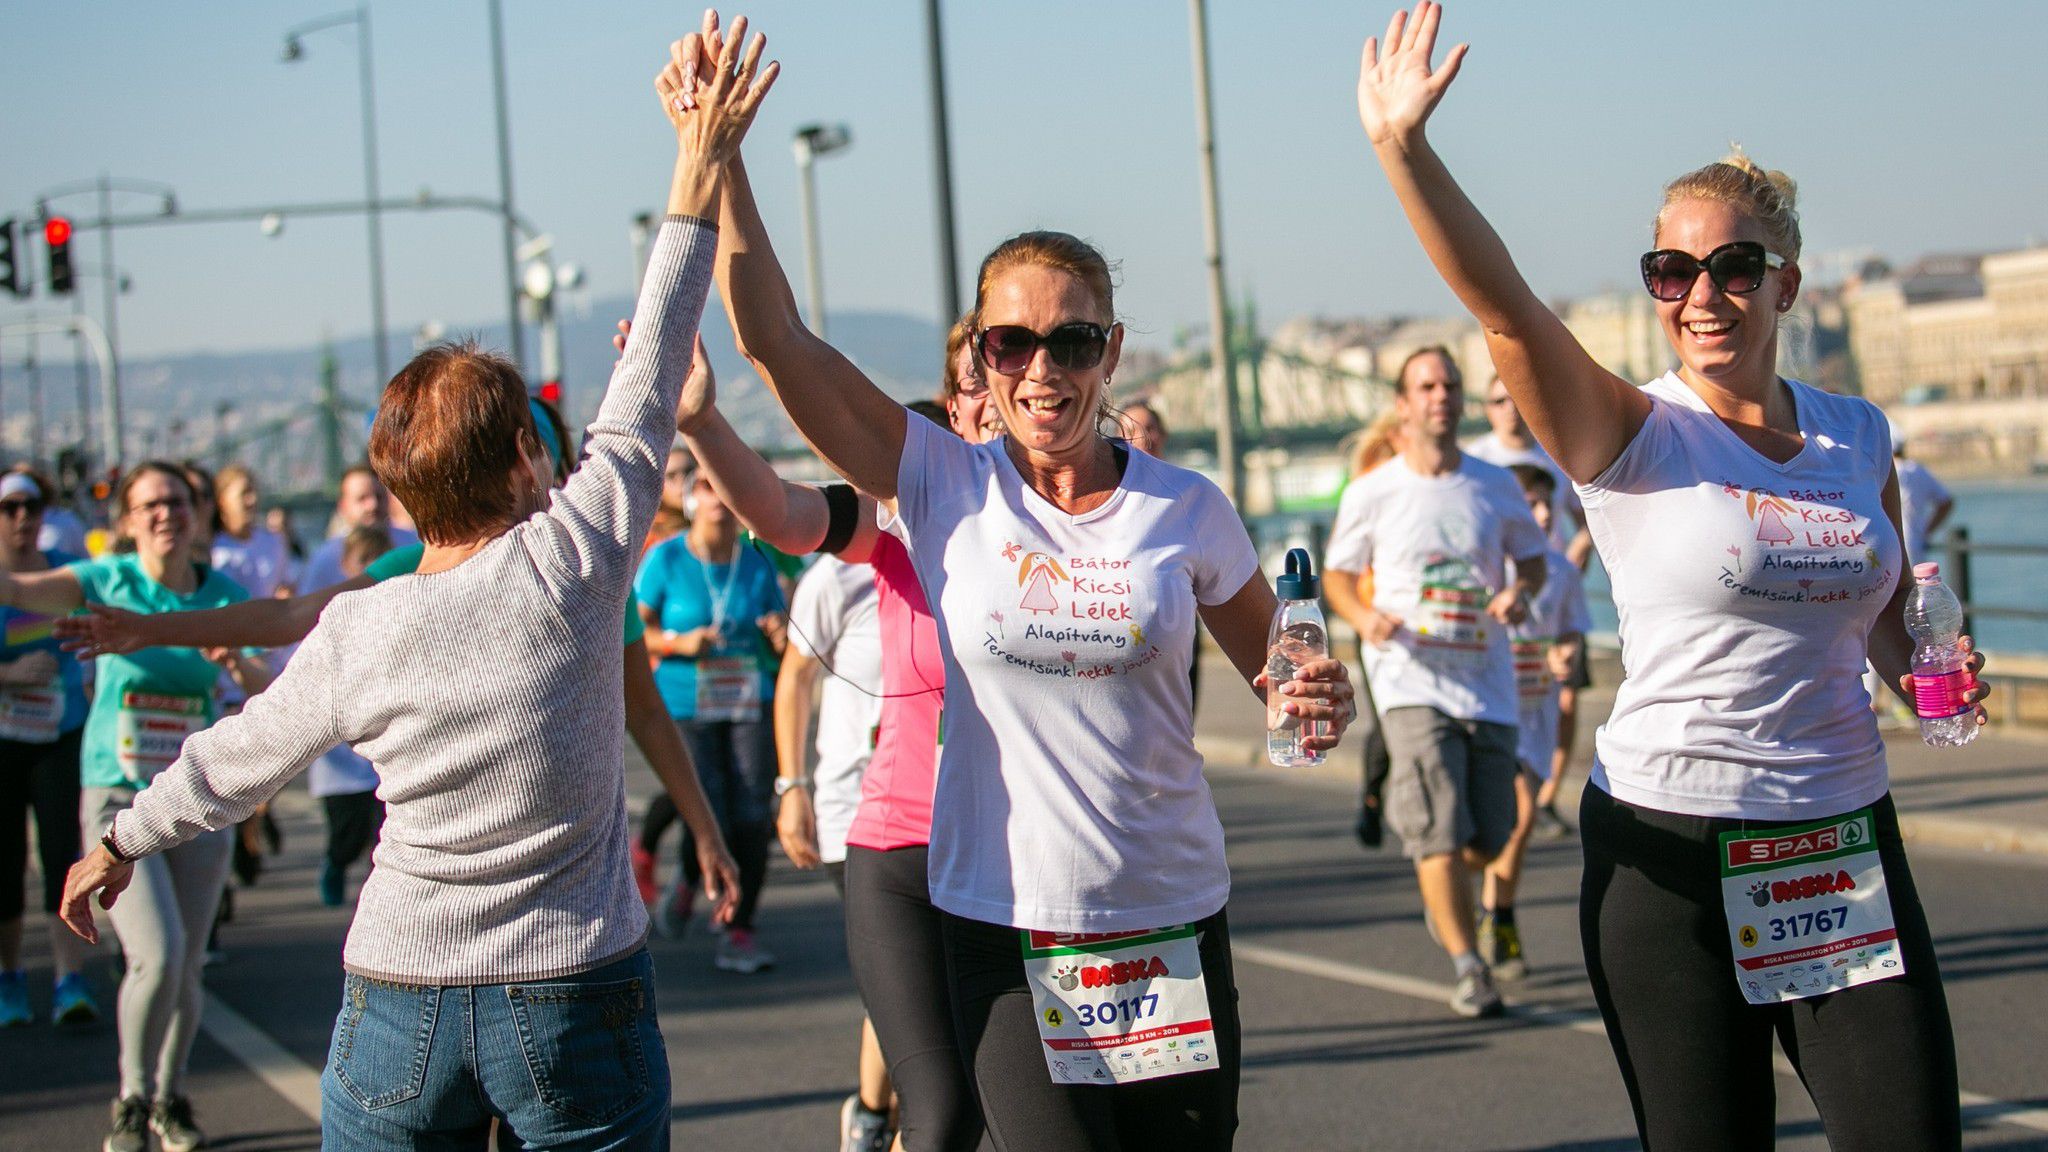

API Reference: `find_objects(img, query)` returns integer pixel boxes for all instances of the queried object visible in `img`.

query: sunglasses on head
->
[975,322,1110,376]
[1640,241,1785,302]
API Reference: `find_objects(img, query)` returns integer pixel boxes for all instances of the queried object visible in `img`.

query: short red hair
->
[369,341,538,545]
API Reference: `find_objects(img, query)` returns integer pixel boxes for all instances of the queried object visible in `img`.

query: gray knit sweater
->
[112,219,716,984]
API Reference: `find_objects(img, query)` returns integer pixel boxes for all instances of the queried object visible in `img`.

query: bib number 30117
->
[1718,807,1902,1005]
[1022,925,1214,1085]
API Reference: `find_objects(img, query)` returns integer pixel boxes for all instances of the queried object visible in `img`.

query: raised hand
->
[53,603,150,660]
[655,11,778,168]
[678,334,718,434]
[1357,2,1468,148]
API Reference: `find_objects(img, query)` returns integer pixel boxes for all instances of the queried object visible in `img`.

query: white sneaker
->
[839,1093,892,1152]
[1450,966,1504,1019]
[715,928,775,974]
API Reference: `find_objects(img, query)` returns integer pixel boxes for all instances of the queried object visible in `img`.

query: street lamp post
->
[1186,0,1244,509]
[921,0,963,324]
[487,0,526,371]
[284,7,392,387]
[791,124,852,340]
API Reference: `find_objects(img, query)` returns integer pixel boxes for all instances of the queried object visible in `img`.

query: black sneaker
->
[150,1095,206,1152]
[103,1096,149,1152]
[1355,801,1383,849]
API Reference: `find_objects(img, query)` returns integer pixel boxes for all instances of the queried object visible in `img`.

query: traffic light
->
[45,215,75,295]
[0,218,20,298]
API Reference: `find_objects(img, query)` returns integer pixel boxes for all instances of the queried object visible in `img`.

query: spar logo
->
[1747,869,1859,908]
[1726,817,1866,869]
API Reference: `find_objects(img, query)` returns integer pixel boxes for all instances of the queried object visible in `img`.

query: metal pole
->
[97,176,125,466]
[921,0,962,323]
[1186,0,1243,508]
[488,0,526,370]
[355,6,391,387]
[794,142,828,340]
[26,322,45,465]
[71,286,91,465]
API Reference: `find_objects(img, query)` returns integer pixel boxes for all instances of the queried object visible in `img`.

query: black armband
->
[818,483,861,556]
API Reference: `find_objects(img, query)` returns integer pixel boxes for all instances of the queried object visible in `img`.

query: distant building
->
[1842,245,2048,405]
[1559,290,1671,385]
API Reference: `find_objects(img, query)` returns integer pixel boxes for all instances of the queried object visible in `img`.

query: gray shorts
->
[1380,706,1519,860]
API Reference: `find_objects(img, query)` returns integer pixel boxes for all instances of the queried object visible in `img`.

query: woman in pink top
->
[624,317,990,1151]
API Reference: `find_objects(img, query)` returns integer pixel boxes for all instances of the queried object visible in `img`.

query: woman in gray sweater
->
[52,18,780,1151]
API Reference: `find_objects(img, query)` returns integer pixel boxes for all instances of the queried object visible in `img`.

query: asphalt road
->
[5,752,2046,1151]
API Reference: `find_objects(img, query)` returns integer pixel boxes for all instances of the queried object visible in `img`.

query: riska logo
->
[1077,956,1170,989]
[1746,869,1858,907]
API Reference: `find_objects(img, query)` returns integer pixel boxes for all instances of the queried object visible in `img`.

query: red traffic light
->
[537,381,562,405]
[44,217,72,247]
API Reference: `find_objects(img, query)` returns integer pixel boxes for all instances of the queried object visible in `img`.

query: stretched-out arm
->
[715,155,907,499]
[0,566,85,618]
[1359,4,1648,482]
[56,578,365,659]
[623,636,740,922]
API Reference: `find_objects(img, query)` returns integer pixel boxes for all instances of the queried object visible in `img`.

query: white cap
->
[0,473,42,501]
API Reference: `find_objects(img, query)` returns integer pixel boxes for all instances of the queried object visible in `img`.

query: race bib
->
[115,691,208,782]
[1512,638,1554,700]
[1023,925,1215,1086]
[1719,807,1902,1005]
[0,684,63,744]
[1413,582,1488,668]
[694,657,762,723]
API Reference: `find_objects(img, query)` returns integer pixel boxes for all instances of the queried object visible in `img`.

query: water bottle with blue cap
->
[1267,547,1329,767]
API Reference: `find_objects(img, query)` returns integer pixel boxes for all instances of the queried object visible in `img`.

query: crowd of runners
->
[0,4,1997,1150]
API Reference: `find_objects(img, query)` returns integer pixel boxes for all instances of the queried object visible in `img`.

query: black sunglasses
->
[975,322,1111,376]
[1639,241,1785,302]
[0,498,47,517]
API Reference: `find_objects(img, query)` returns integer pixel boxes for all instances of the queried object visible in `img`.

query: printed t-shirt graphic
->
[1576,374,1903,820]
[1323,454,1548,727]
[891,418,1260,934]
[0,549,89,743]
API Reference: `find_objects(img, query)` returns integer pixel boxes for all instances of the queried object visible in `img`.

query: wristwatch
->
[773,776,811,798]
[100,826,135,864]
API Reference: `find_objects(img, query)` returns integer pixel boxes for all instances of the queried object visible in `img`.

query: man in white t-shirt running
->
[1325,347,1548,1019]
[1465,375,1595,835]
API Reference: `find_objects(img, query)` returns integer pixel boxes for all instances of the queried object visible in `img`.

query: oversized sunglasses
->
[975,322,1110,376]
[1640,241,1784,302]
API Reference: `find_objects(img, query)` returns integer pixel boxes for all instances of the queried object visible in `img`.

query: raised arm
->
[1359,3,1648,482]
[0,566,85,618]
[668,329,883,563]
[714,153,907,499]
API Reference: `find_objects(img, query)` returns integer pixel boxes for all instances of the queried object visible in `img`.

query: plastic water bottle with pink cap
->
[1902,562,1978,748]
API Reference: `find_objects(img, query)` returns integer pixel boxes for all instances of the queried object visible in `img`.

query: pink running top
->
[844,531,945,851]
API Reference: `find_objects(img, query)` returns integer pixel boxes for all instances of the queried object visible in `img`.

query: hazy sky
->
[4,1,2045,363]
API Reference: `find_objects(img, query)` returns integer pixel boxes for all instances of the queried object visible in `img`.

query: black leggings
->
[0,731,83,920]
[1579,787,1959,1151]
[321,790,384,872]
[843,846,982,1151]
[941,907,1240,1152]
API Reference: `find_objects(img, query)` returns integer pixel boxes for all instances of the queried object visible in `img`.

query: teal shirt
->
[634,535,784,720]
[69,554,250,788]
[0,549,89,736]
[367,543,646,647]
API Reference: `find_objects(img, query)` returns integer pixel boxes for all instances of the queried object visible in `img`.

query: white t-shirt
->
[787,554,882,865]
[1465,431,1584,554]
[1509,546,1591,778]
[38,508,89,557]
[212,528,294,600]
[1895,457,1952,564]
[1577,373,1902,820]
[1324,453,1549,727]
[893,419,1261,934]
[299,526,411,797]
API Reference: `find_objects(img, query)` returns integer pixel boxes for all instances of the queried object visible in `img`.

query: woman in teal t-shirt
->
[0,461,266,1148]
[634,469,786,972]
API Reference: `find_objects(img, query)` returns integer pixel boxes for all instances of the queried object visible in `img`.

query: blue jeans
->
[320,949,670,1151]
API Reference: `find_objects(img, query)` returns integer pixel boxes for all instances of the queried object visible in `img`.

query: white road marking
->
[202,992,324,1121]
[1234,938,2048,1135]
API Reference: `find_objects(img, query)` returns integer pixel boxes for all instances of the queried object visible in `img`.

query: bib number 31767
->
[1718,807,1902,1005]
[1022,925,1214,1085]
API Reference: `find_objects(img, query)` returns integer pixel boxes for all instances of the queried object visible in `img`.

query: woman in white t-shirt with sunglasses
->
[681,21,1352,1145]
[1357,5,1986,1149]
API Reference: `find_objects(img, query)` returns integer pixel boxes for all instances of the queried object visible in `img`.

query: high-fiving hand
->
[1357,2,1468,149]
[656,10,778,166]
